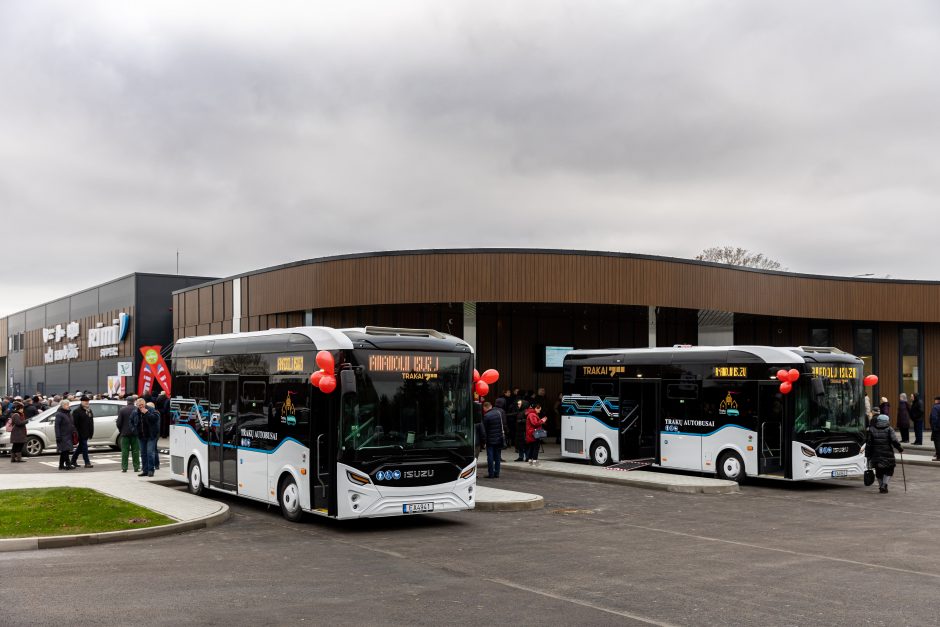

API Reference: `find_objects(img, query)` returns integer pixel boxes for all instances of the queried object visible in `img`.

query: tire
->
[188,458,204,496]
[717,451,745,483]
[24,436,44,457]
[279,475,303,522]
[590,440,612,466]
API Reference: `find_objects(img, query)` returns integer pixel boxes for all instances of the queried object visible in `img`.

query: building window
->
[810,326,831,347]
[900,327,921,398]
[853,326,877,385]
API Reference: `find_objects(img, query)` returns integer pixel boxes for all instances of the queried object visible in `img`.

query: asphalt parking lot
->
[2,458,939,626]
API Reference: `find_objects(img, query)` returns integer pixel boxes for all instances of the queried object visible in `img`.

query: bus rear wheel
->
[279,476,303,522]
[717,451,745,483]
[590,441,612,466]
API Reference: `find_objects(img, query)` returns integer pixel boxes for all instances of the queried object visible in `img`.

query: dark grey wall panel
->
[25,307,45,331]
[46,298,69,325]
[25,365,45,395]
[70,289,99,319]
[69,361,99,394]
[98,276,135,313]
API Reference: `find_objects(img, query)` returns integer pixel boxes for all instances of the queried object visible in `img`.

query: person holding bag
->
[9,402,28,463]
[866,410,903,493]
[53,399,76,470]
[525,403,548,466]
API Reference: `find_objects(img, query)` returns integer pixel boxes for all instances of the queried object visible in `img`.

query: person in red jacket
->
[525,403,547,466]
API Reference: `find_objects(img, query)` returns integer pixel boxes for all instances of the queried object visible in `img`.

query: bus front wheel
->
[279,476,303,522]
[188,458,204,496]
[590,441,612,466]
[717,451,745,483]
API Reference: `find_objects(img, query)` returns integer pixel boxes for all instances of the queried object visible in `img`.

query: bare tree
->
[695,246,786,271]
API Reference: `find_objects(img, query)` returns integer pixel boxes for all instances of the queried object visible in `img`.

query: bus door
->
[758,382,786,476]
[208,376,238,491]
[618,378,660,460]
[310,393,336,515]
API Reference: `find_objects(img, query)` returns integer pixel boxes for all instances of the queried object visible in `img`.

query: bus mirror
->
[340,369,357,396]
[811,377,825,397]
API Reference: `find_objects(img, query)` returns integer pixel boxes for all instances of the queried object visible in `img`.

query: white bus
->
[561,346,868,482]
[169,326,477,520]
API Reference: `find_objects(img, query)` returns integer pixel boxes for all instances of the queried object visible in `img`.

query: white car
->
[1,400,124,457]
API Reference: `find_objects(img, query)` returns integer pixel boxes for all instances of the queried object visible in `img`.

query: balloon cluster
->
[775,368,800,394]
[863,374,879,387]
[473,368,500,397]
[309,351,337,394]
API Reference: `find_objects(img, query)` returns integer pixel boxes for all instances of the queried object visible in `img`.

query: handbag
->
[72,431,79,446]
[4,418,12,433]
[533,428,548,440]
[863,468,875,486]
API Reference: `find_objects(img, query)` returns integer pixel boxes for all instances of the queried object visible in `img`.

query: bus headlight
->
[801,446,816,457]
[460,466,476,480]
[346,470,371,486]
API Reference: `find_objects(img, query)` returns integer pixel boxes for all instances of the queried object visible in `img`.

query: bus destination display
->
[367,353,460,381]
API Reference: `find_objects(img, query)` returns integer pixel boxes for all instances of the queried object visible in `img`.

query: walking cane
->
[900,449,907,492]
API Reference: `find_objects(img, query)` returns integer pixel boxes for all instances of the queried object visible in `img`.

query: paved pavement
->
[474,485,544,511]
[3,462,940,625]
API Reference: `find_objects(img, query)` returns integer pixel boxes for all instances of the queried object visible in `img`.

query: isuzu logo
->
[375,469,435,480]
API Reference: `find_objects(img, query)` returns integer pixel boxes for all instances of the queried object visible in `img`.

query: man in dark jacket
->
[53,400,76,471]
[115,396,140,473]
[23,397,39,419]
[481,401,505,479]
[910,393,925,445]
[134,399,161,477]
[70,395,95,468]
[930,397,940,461]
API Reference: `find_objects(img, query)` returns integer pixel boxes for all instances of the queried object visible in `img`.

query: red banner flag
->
[139,346,172,397]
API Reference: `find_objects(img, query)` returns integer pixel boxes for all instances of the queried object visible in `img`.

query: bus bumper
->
[335,462,476,519]
[792,445,866,480]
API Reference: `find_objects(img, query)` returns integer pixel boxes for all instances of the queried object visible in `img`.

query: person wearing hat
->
[866,410,903,493]
[69,395,95,468]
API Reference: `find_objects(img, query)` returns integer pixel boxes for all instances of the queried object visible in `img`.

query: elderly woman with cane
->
[866,410,903,493]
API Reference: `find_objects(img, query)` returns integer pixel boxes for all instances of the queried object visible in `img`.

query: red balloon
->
[310,371,324,386]
[779,381,792,394]
[319,374,337,394]
[475,380,489,397]
[316,350,335,375]
[787,369,800,383]
[481,369,499,385]
[864,374,879,387]
[776,369,789,382]
[473,369,481,383]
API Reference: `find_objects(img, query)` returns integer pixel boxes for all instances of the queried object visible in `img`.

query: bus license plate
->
[403,502,434,514]
[831,470,849,477]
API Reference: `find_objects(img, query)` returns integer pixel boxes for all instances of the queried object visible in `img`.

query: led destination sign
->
[811,366,858,379]
[366,353,461,381]
[713,366,748,378]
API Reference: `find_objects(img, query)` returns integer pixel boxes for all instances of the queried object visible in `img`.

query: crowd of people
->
[1,390,172,476]
[475,387,561,479]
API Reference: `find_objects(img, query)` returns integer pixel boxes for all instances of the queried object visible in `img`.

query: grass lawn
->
[0,487,174,538]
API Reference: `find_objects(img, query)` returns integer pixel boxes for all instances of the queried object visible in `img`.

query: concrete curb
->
[474,486,545,512]
[0,500,230,553]
[491,461,740,494]
[900,457,940,468]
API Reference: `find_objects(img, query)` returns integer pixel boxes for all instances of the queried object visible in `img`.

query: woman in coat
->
[524,403,547,466]
[897,393,911,443]
[866,413,903,493]
[9,402,28,462]
[909,393,925,445]
[53,400,76,470]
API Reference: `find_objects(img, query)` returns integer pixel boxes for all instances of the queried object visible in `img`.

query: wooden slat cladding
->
[225,252,940,323]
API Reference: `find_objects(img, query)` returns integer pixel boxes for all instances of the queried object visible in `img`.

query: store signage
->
[43,321,80,343]
[44,343,79,363]
[117,361,133,377]
[89,313,131,357]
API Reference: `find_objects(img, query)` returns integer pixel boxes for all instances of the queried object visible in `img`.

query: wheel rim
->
[283,482,299,513]
[594,445,608,465]
[25,439,41,456]
[191,464,201,490]
[723,456,742,479]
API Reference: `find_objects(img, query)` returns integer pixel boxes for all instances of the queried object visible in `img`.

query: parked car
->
[0,400,124,456]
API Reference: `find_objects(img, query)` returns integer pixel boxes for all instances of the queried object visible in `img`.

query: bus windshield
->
[794,372,865,438]
[340,350,474,459]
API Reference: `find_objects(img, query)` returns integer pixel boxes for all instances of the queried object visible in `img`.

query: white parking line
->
[37,459,120,467]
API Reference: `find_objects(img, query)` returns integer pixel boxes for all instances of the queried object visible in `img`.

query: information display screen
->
[544,346,574,369]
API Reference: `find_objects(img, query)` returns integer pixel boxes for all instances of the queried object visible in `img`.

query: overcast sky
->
[2,1,939,316]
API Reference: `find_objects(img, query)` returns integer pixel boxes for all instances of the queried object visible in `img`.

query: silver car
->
[0,400,124,456]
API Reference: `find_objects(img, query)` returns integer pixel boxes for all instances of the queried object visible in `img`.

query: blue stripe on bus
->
[663,424,752,437]
[176,423,306,454]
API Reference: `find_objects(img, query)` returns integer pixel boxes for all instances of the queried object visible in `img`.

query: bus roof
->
[563,345,843,366]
